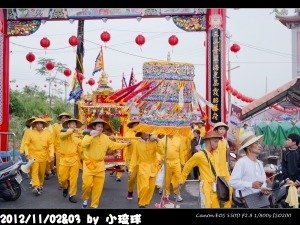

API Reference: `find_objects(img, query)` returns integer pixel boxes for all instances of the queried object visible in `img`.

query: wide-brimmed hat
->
[202,131,223,140]
[57,112,72,121]
[127,116,140,128]
[239,131,264,151]
[30,118,48,128]
[62,118,83,129]
[43,114,53,122]
[195,119,205,125]
[88,118,112,133]
[26,116,37,127]
[213,122,229,131]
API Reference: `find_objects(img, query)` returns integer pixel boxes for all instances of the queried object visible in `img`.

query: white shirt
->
[229,155,267,197]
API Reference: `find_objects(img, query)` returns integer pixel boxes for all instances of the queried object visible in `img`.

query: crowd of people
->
[19,112,300,208]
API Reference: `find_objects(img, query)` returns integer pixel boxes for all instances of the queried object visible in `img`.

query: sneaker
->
[82,200,88,208]
[116,177,121,181]
[159,188,162,194]
[29,180,32,185]
[127,192,133,200]
[51,170,56,176]
[109,171,115,177]
[69,196,77,203]
[45,174,50,180]
[38,186,43,193]
[63,188,68,197]
[32,188,41,196]
[174,194,183,202]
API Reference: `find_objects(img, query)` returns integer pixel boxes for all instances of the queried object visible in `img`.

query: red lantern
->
[77,72,84,81]
[109,80,112,83]
[44,85,47,88]
[135,34,146,51]
[25,85,28,88]
[293,109,297,113]
[26,52,35,68]
[88,78,95,86]
[232,89,238,96]
[100,31,111,47]
[168,35,179,53]
[40,37,50,54]
[226,85,231,91]
[69,36,78,52]
[16,85,18,88]
[54,84,57,87]
[34,85,37,88]
[237,93,242,99]
[64,68,72,77]
[230,43,240,54]
[225,79,229,86]
[46,61,54,71]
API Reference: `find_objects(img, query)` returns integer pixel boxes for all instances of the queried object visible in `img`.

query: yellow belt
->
[84,158,104,170]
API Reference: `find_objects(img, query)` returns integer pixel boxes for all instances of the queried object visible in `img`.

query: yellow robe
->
[179,148,221,208]
[158,136,184,196]
[124,129,139,193]
[20,129,31,155]
[24,129,54,188]
[217,138,232,208]
[81,133,128,208]
[129,139,164,206]
[44,125,54,174]
[52,123,63,185]
[59,129,82,196]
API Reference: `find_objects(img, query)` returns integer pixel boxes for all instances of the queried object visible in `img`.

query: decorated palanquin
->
[78,71,129,172]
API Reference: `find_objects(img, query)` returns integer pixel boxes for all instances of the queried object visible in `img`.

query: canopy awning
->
[242,77,300,121]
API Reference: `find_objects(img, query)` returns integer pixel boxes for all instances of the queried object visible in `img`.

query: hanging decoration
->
[40,37,50,54]
[54,84,57,87]
[68,69,83,101]
[44,85,47,88]
[168,35,179,53]
[230,43,240,57]
[69,35,78,52]
[77,72,84,81]
[26,52,35,69]
[109,80,112,83]
[63,68,72,77]
[16,85,18,88]
[88,78,95,86]
[135,34,145,52]
[100,31,111,47]
[46,61,54,72]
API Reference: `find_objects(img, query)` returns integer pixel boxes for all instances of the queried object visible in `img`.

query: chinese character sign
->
[227,103,242,154]
[209,28,224,124]
[105,214,142,225]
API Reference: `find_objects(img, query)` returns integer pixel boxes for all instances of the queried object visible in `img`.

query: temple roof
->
[276,14,300,22]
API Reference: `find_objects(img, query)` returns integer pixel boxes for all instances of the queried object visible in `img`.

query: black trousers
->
[193,166,200,180]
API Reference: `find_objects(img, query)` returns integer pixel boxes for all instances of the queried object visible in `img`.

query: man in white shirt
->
[230,131,272,204]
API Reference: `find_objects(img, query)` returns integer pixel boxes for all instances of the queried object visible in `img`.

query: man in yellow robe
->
[20,116,36,183]
[59,118,83,203]
[24,118,55,196]
[123,116,140,200]
[81,118,131,209]
[179,131,224,208]
[128,132,163,208]
[158,135,185,202]
[43,114,55,180]
[52,112,72,189]
[213,122,232,208]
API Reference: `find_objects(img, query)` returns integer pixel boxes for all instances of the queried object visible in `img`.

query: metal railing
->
[0,132,16,163]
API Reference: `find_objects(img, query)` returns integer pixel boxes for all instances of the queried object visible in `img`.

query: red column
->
[0,9,9,156]
[205,8,227,131]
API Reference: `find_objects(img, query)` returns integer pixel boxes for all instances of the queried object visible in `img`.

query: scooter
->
[0,160,23,201]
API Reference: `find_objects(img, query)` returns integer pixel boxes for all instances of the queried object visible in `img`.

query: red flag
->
[136,80,164,104]
[122,81,155,103]
[128,68,134,86]
[106,81,142,102]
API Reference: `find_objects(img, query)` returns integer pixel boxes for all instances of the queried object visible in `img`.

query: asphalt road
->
[0,169,201,209]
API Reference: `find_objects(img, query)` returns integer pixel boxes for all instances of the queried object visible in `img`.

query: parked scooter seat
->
[0,161,13,171]
[232,195,244,207]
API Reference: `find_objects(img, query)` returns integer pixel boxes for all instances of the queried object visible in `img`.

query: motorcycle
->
[0,160,24,201]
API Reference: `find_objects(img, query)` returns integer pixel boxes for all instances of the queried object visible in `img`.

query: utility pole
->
[64,79,67,103]
[74,20,84,119]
